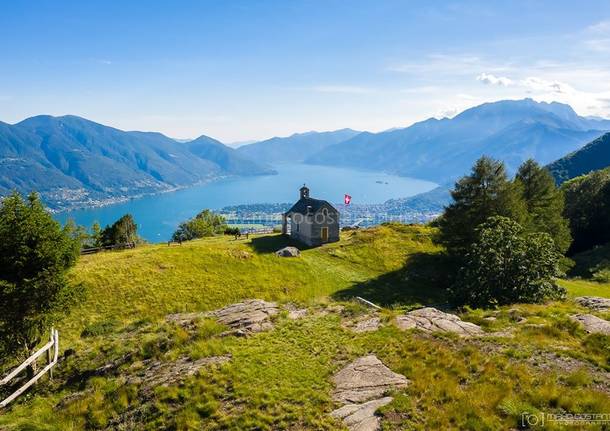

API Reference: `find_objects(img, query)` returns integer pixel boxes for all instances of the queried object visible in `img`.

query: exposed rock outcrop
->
[571,314,610,335]
[330,397,394,431]
[575,296,610,311]
[344,316,382,333]
[330,355,409,431]
[127,355,231,397]
[208,299,279,334]
[395,307,483,337]
[166,299,279,335]
[285,304,308,320]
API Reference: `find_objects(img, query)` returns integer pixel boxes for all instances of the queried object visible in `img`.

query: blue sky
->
[2,0,610,142]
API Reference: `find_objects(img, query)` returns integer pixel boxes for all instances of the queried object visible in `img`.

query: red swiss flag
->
[344,194,352,205]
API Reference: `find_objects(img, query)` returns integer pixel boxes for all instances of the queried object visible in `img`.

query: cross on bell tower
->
[300,184,310,199]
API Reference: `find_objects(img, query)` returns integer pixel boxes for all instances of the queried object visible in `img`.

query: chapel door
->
[321,227,329,242]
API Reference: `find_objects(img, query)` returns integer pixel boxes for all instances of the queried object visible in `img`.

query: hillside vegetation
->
[2,224,610,430]
[0,115,273,210]
[548,132,610,184]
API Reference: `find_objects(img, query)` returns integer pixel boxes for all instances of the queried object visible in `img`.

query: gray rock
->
[332,355,409,404]
[165,312,205,329]
[127,355,231,397]
[346,317,382,333]
[571,314,610,335]
[395,307,483,337]
[276,246,300,257]
[208,299,279,333]
[287,308,308,320]
[575,296,610,311]
[331,397,393,431]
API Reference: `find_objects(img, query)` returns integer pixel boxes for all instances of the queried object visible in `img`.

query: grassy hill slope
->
[2,224,610,430]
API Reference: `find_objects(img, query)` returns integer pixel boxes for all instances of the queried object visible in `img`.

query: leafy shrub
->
[173,210,227,241]
[592,265,610,283]
[224,226,240,236]
[451,216,564,307]
[100,214,139,246]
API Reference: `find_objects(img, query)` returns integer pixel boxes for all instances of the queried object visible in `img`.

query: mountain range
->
[0,115,273,210]
[3,99,610,212]
[305,99,610,182]
[547,132,610,183]
[236,128,360,163]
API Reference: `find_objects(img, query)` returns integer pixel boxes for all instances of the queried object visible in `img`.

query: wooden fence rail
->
[0,329,59,409]
[81,242,135,255]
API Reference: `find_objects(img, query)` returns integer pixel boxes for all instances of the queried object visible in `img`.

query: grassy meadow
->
[2,223,610,430]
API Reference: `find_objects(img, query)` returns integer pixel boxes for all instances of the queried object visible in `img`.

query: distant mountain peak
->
[305,99,610,182]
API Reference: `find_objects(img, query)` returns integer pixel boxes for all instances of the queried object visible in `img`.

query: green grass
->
[558,278,610,298]
[2,224,610,430]
[62,223,442,346]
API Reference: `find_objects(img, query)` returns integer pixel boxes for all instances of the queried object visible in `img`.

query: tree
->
[515,159,572,253]
[100,214,139,246]
[451,216,564,307]
[0,192,80,367]
[90,221,102,248]
[172,209,227,241]
[562,168,610,253]
[436,156,527,255]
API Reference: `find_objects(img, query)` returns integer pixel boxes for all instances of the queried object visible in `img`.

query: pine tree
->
[515,159,571,253]
[0,192,80,366]
[436,156,527,255]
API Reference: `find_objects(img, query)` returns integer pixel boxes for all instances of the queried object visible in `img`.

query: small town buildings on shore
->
[282,185,340,246]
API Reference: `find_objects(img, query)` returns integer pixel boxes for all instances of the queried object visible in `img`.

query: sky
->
[2,0,610,143]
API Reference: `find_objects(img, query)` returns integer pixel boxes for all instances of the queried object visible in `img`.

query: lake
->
[55,163,437,242]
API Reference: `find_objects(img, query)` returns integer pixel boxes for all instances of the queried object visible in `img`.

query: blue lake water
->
[55,163,437,242]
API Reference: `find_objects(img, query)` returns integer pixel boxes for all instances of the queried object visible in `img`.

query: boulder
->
[395,307,483,337]
[570,314,610,335]
[276,246,300,257]
[331,397,393,431]
[575,296,610,311]
[332,355,409,404]
[208,299,279,333]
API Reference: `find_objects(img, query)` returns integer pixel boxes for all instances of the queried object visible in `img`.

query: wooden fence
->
[0,329,59,409]
[81,242,135,255]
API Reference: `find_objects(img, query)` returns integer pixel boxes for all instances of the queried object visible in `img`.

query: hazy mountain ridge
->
[237,128,361,163]
[0,115,274,210]
[305,99,610,182]
[547,132,610,183]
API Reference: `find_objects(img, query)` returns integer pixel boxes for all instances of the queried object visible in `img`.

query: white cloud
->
[312,85,373,94]
[520,77,573,94]
[583,20,610,52]
[388,53,512,75]
[587,20,610,34]
[475,73,571,93]
[476,73,513,86]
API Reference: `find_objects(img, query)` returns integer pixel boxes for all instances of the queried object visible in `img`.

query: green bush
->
[173,210,227,241]
[451,216,564,307]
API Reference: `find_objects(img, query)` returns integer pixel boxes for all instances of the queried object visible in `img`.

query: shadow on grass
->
[248,234,314,254]
[332,252,454,308]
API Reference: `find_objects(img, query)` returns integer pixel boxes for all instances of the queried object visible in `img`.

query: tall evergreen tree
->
[436,156,527,255]
[0,192,80,367]
[515,159,572,253]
